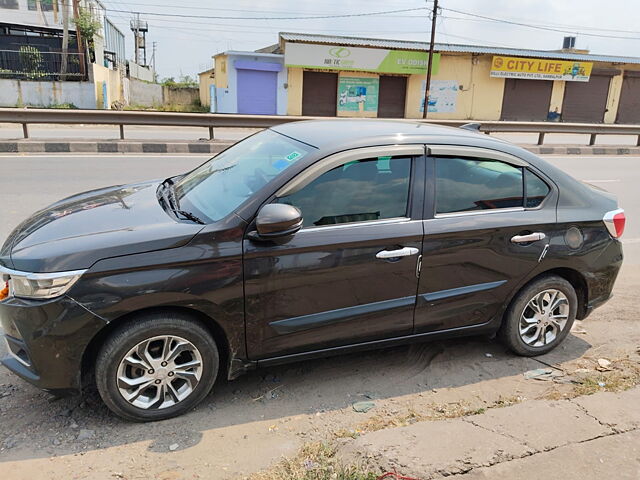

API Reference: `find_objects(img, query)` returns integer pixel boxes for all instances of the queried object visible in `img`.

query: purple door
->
[237,69,278,115]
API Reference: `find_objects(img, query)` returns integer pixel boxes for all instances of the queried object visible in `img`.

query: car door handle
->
[376,247,420,259]
[511,232,546,244]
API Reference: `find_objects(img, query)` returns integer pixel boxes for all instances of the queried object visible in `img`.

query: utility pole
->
[72,0,86,78]
[151,41,157,73]
[134,13,140,65]
[60,0,69,78]
[422,0,438,119]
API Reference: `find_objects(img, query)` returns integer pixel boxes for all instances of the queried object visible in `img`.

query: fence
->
[0,49,86,81]
[1,108,640,145]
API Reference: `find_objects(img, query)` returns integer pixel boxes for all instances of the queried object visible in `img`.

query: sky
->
[100,0,640,78]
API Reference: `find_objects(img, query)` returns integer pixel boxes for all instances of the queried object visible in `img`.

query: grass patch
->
[251,442,376,480]
[572,358,640,396]
[124,102,208,113]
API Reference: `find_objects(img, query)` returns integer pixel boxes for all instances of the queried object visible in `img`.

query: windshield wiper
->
[159,178,205,224]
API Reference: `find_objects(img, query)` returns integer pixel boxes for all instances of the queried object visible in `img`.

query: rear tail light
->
[603,208,625,238]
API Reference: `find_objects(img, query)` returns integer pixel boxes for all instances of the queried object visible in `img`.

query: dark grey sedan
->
[0,120,624,421]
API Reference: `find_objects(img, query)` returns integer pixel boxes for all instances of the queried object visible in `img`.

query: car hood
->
[0,181,204,272]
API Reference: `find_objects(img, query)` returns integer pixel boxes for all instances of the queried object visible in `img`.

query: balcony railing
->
[0,49,87,81]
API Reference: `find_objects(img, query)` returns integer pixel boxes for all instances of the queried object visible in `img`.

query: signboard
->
[285,43,440,75]
[337,76,379,112]
[490,55,593,82]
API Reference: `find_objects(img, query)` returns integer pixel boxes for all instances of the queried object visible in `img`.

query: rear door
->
[243,145,426,359]
[415,146,558,333]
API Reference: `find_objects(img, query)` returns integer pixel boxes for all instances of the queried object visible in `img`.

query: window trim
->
[428,145,529,167]
[276,145,424,197]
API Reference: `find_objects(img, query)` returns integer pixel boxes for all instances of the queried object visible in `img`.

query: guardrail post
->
[208,126,214,140]
[22,123,29,139]
[537,132,545,145]
[637,135,640,147]
[119,125,125,140]
[589,133,597,146]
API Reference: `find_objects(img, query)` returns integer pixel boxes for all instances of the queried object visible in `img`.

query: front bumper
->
[0,294,106,394]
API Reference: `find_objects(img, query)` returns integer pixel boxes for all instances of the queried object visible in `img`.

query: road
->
[0,153,638,479]
[1,123,639,146]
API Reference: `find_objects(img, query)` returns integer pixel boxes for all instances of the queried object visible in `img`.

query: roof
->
[272,119,492,150]
[279,32,640,65]
[215,50,283,59]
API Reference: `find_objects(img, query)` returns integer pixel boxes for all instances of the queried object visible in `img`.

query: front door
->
[415,146,557,333]
[244,146,426,359]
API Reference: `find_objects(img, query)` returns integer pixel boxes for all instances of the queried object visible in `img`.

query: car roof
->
[271,119,505,150]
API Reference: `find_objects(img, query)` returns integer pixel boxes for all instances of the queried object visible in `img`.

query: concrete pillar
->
[604,72,624,124]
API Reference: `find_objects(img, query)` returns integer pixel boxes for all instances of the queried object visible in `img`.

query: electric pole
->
[72,0,86,78]
[60,0,69,78]
[422,0,438,119]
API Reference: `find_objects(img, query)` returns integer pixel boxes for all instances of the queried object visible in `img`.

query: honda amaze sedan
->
[0,120,624,421]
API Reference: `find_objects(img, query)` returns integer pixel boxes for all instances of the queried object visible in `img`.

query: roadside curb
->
[0,140,234,154]
[1,141,639,155]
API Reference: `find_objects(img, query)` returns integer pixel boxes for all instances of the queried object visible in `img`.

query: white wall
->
[0,79,96,108]
[129,78,162,106]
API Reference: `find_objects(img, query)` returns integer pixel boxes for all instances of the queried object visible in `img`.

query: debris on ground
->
[597,358,613,371]
[352,401,376,413]
[484,353,493,358]
[168,443,179,451]
[571,320,588,334]
[523,368,565,381]
[76,429,95,441]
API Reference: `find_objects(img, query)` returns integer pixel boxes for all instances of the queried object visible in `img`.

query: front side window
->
[175,130,312,222]
[278,156,412,227]
[435,157,524,214]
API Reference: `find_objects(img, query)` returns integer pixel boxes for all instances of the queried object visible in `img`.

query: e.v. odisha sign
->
[490,55,593,82]
[284,42,440,75]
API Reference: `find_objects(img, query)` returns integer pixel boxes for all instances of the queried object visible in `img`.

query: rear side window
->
[525,170,551,208]
[435,157,524,214]
[278,156,412,227]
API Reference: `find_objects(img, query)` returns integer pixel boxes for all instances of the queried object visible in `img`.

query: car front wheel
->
[500,275,578,356]
[95,312,219,422]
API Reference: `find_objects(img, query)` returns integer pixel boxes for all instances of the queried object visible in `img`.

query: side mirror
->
[250,203,303,240]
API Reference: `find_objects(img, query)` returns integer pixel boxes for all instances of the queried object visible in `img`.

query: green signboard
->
[285,43,440,75]
[337,77,379,112]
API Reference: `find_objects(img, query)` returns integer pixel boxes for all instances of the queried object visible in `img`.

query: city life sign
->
[284,43,440,75]
[490,55,593,82]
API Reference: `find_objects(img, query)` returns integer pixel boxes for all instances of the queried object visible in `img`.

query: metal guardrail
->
[0,108,639,146]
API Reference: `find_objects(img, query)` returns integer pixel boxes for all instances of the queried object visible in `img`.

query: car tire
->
[500,275,578,356]
[95,312,219,422]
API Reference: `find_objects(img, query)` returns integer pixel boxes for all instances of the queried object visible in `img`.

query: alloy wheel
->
[116,335,203,410]
[518,289,570,347]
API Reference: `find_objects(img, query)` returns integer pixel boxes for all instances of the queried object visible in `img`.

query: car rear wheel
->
[95,312,219,422]
[500,275,577,356]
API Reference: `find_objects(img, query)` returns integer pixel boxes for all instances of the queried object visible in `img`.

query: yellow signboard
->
[490,56,593,82]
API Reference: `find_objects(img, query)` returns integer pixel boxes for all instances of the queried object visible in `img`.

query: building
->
[198,67,214,109]
[203,32,640,124]
[211,51,286,115]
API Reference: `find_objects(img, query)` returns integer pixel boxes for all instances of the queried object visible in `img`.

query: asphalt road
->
[0,123,638,146]
[1,153,638,263]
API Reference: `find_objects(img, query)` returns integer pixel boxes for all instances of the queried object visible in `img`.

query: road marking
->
[623,238,640,244]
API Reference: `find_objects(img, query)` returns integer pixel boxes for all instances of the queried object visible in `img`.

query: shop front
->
[283,40,439,118]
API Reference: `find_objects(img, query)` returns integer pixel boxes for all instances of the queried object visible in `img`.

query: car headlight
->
[0,267,85,300]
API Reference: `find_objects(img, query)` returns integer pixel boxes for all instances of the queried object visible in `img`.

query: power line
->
[102,6,429,21]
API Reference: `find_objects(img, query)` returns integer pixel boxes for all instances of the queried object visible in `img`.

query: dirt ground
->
[1,264,638,479]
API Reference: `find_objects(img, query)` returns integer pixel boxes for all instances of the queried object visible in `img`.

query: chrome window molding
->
[276,144,424,198]
[300,217,414,233]
[434,207,525,219]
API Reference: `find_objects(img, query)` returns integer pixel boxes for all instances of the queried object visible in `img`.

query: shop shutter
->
[500,79,553,121]
[302,71,338,116]
[616,72,640,124]
[562,72,615,123]
[378,75,407,118]
[237,69,278,115]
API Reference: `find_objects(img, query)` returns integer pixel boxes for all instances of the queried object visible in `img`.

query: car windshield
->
[174,130,312,222]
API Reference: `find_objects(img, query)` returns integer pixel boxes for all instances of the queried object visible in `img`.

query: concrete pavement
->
[341,387,640,479]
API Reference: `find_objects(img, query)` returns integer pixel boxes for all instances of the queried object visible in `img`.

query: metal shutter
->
[378,75,407,118]
[237,69,278,115]
[616,72,640,124]
[562,73,613,123]
[500,79,553,121]
[302,71,338,116]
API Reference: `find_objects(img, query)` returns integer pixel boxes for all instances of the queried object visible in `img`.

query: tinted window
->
[435,157,524,214]
[279,157,411,227]
[525,170,550,208]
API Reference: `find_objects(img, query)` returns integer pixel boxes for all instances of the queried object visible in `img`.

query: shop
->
[283,36,439,119]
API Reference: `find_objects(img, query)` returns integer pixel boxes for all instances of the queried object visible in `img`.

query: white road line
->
[622,238,640,244]
[583,179,621,183]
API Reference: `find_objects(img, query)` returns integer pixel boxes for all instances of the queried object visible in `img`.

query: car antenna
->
[460,122,482,132]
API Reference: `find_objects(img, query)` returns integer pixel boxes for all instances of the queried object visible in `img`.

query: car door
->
[243,145,426,359]
[415,145,558,333]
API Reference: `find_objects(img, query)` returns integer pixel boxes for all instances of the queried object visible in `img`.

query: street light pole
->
[422,0,439,119]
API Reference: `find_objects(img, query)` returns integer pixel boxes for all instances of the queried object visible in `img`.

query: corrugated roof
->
[279,32,640,64]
